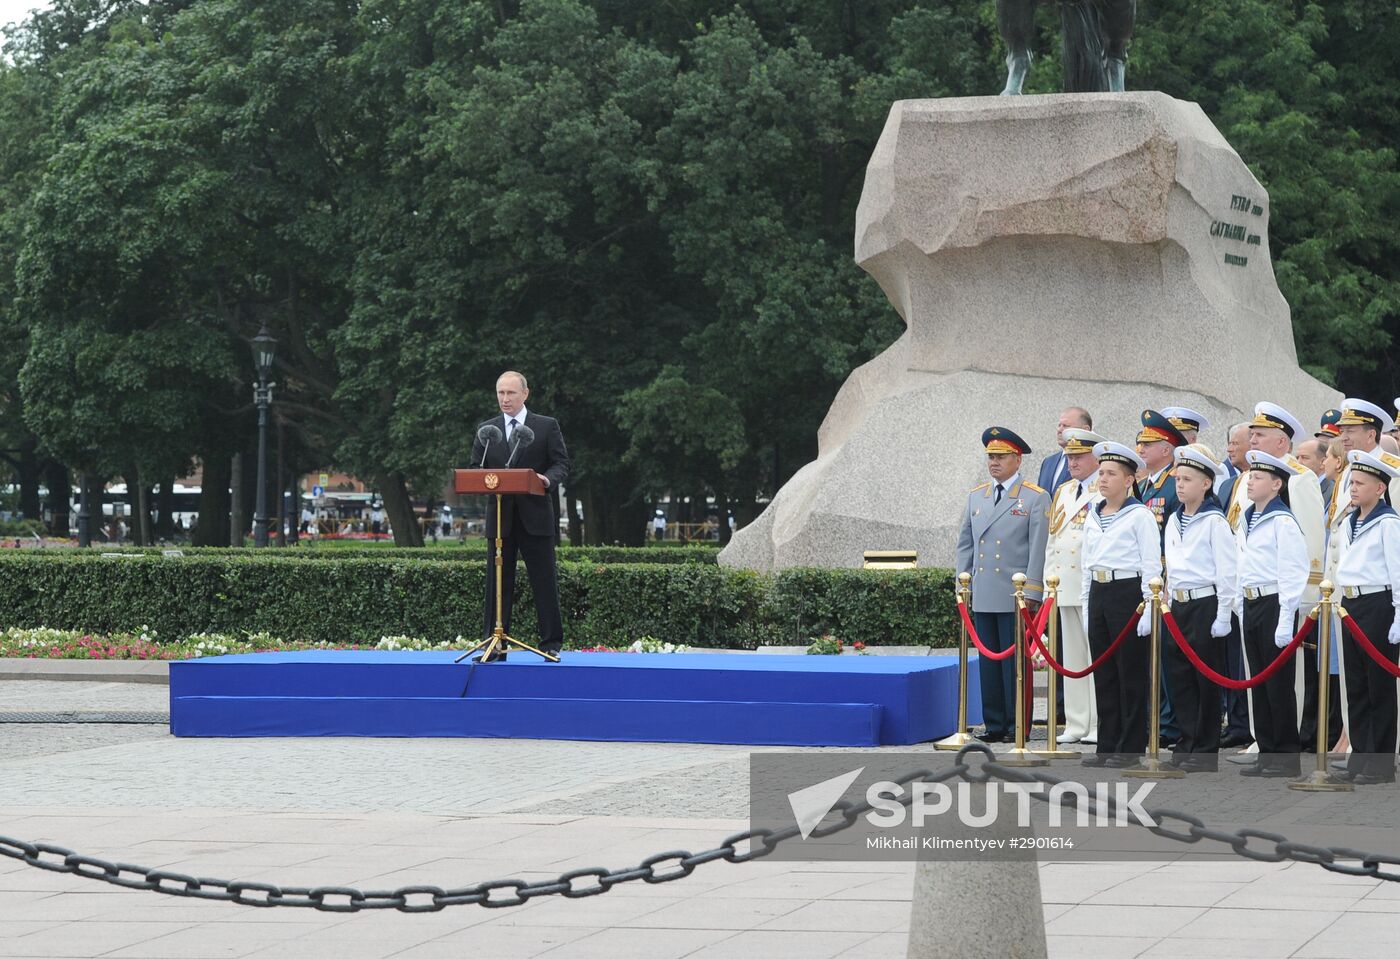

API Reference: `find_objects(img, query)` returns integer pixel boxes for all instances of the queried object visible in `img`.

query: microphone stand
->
[455,431,559,665]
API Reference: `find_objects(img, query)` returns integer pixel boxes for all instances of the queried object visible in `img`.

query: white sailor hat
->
[1246,450,1293,481]
[1161,407,1210,434]
[1250,402,1304,439]
[1347,449,1400,483]
[1092,441,1145,473]
[1174,444,1225,479]
[1338,398,1394,434]
[1391,399,1400,431]
[1062,428,1107,455]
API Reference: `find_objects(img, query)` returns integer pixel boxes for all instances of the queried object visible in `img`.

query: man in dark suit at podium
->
[469,371,570,660]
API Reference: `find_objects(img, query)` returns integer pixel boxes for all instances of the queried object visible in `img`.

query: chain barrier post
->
[935,572,975,751]
[1002,573,1049,767]
[1123,577,1185,779]
[1037,574,1078,759]
[1290,580,1353,793]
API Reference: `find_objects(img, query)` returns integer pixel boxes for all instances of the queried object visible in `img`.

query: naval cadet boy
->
[1333,449,1400,784]
[1079,441,1161,768]
[1237,450,1310,778]
[1163,445,1237,771]
[956,427,1050,743]
[1042,427,1106,745]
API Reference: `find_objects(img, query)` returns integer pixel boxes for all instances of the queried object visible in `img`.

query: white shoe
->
[1056,733,1082,745]
[1080,734,1098,745]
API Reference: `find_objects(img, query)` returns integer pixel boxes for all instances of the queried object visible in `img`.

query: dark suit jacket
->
[469,411,570,539]
[1038,451,1068,493]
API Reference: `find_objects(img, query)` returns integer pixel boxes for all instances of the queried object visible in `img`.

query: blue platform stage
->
[169,651,982,747]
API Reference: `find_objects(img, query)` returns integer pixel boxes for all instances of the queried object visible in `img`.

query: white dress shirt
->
[503,405,529,440]
[1080,500,1162,610]
[990,472,1020,505]
[1165,503,1239,626]
[1336,505,1400,609]
[1238,500,1309,626]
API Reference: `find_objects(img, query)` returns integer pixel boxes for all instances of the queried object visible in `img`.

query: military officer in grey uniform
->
[957,427,1051,743]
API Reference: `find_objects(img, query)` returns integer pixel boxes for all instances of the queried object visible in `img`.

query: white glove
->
[1137,611,1152,637]
[1388,617,1400,645]
[1274,622,1292,649]
[1210,618,1231,639]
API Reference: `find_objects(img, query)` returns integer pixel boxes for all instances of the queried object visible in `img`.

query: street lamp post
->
[251,325,277,548]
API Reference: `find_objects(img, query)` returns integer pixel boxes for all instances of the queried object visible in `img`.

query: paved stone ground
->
[3,677,1400,957]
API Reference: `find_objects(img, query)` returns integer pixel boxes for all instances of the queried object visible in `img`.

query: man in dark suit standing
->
[469,371,570,660]
[1037,407,1093,494]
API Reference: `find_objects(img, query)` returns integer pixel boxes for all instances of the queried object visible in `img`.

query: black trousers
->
[1341,591,1399,779]
[1222,614,1252,739]
[1087,578,1148,757]
[484,532,564,650]
[1165,595,1223,757]
[1243,594,1301,772]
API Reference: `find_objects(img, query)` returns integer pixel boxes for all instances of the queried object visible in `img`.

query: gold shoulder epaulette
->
[972,481,991,492]
[1023,482,1046,494]
[1291,460,1308,474]
[1382,453,1400,470]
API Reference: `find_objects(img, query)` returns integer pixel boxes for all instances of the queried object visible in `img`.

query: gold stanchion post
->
[1037,574,1078,759]
[1001,573,1049,767]
[935,572,974,750]
[1122,577,1184,779]
[1290,581,1352,792]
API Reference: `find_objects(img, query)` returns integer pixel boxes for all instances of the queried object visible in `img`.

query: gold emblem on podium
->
[484,473,499,490]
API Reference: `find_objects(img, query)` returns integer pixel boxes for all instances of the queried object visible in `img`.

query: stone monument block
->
[721,93,1339,572]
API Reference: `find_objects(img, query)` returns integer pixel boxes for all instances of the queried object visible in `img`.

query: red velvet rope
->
[1017,597,1056,642]
[1026,606,1142,679]
[958,600,1017,661]
[1162,607,1315,689]
[1340,611,1400,678]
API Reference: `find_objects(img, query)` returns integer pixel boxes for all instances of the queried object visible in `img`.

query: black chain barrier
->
[3,743,1398,913]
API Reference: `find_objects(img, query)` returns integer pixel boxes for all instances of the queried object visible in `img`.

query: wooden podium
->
[452,468,559,663]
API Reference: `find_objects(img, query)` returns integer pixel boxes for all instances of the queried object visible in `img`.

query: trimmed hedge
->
[0,553,956,649]
[86,544,720,565]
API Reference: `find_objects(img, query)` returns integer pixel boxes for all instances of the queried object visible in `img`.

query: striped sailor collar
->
[1349,502,1398,537]
[1095,496,1145,517]
[1177,496,1225,525]
[1243,496,1293,528]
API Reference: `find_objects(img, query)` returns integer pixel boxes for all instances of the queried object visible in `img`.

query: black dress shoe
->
[1259,766,1301,778]
[1351,773,1398,785]
[1180,757,1219,773]
[976,731,1008,744]
[1219,732,1254,749]
[1080,754,1109,767]
[1239,762,1264,777]
[1104,755,1140,768]
[472,647,508,663]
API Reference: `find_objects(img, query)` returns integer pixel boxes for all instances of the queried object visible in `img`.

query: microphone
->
[475,424,502,468]
[505,424,535,468]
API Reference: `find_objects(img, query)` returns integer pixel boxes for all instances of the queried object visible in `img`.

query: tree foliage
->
[0,0,1395,544]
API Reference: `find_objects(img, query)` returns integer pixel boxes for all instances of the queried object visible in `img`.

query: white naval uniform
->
[1165,505,1240,624]
[1334,504,1400,773]
[1238,505,1310,644]
[1044,474,1102,740]
[1322,447,1400,734]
